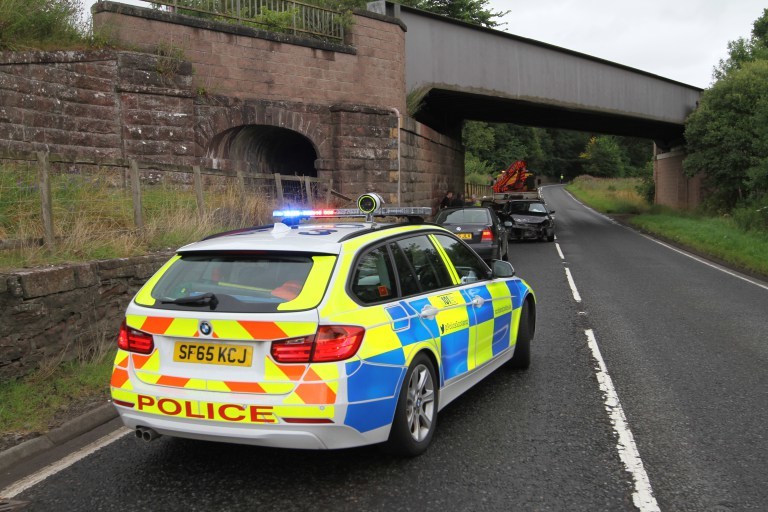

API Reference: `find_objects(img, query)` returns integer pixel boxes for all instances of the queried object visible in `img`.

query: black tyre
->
[547,234,555,242]
[386,353,438,456]
[509,299,534,369]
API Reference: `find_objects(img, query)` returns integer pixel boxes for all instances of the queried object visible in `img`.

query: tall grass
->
[0,163,277,270]
[0,0,88,50]
[566,176,650,214]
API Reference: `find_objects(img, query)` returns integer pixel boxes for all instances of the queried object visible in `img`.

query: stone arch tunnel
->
[206,125,318,178]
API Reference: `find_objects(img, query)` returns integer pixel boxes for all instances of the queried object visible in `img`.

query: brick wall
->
[92,2,406,114]
[0,49,196,164]
[0,254,171,380]
[400,117,464,211]
[0,3,464,207]
[654,146,702,209]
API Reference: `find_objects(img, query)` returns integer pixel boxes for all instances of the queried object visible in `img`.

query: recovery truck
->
[490,160,539,200]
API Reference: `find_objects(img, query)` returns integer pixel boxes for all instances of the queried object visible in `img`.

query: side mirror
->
[492,259,515,278]
[549,210,556,214]
[503,221,513,227]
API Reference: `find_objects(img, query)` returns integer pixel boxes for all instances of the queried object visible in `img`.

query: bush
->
[731,199,768,233]
[0,0,86,50]
[635,175,655,204]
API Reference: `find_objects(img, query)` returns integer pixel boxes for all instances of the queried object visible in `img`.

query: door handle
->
[471,296,485,307]
[420,305,439,320]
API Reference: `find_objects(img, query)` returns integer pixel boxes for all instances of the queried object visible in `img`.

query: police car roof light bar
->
[272,193,432,223]
[271,207,433,220]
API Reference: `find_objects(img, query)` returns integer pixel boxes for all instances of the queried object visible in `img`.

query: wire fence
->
[465,183,493,201]
[0,152,340,262]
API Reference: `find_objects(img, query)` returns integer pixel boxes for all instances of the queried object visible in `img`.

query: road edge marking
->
[0,428,131,499]
[564,189,768,292]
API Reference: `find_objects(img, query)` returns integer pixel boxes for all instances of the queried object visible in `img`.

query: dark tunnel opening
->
[207,125,318,177]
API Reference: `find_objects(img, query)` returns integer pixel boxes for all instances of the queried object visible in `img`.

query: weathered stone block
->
[73,264,98,288]
[18,267,76,299]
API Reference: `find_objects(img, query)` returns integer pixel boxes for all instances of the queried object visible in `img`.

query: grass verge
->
[629,213,768,277]
[0,333,115,448]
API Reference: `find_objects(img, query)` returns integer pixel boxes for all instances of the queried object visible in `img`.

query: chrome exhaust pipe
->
[135,426,161,442]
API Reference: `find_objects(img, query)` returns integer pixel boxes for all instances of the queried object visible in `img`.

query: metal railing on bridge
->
[142,0,345,42]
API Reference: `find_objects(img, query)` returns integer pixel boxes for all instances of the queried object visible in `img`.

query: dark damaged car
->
[501,200,555,242]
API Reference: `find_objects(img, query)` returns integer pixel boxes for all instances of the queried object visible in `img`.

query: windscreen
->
[436,209,491,224]
[144,252,332,313]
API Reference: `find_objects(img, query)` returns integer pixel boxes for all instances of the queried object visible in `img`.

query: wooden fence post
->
[36,151,55,249]
[304,176,313,203]
[274,173,284,203]
[193,165,204,219]
[236,161,246,208]
[129,159,144,231]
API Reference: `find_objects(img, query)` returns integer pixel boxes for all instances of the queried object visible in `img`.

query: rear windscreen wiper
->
[161,293,219,309]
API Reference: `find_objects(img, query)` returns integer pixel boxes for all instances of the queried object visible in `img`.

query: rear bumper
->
[468,242,498,260]
[110,355,405,450]
[116,405,386,449]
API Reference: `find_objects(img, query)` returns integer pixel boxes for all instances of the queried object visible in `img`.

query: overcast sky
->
[83,0,766,88]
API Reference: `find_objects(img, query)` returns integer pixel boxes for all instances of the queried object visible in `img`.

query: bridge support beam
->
[653,145,703,210]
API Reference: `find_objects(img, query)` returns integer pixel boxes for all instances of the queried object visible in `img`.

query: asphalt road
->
[2,185,766,511]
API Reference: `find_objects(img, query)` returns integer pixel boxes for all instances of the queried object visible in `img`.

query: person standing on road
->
[440,191,454,209]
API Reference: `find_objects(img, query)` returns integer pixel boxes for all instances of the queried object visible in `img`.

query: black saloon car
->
[502,200,556,242]
[434,206,509,261]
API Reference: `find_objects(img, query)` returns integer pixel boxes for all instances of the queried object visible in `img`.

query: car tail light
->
[271,326,365,363]
[270,336,314,363]
[117,320,154,354]
[481,228,494,242]
[312,325,365,362]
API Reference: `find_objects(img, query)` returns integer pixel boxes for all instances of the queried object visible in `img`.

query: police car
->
[111,193,536,455]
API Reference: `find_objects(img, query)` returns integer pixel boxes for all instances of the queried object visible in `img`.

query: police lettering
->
[137,395,275,423]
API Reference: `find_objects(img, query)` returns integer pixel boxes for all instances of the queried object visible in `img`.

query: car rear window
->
[139,252,335,313]
[437,209,491,224]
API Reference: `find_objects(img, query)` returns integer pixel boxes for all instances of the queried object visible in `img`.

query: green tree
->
[616,137,653,176]
[713,8,768,81]
[543,129,591,180]
[462,121,496,183]
[684,59,768,208]
[399,0,508,28]
[579,136,626,177]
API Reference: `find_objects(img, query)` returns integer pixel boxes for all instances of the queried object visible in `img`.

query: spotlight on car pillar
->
[357,193,383,216]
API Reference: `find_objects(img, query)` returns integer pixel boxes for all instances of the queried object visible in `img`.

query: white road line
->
[564,267,582,303]
[585,329,660,512]
[555,241,581,302]
[556,227,659,510]
[0,428,131,499]
[556,241,565,260]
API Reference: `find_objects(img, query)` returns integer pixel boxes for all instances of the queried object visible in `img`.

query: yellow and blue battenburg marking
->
[338,279,532,434]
